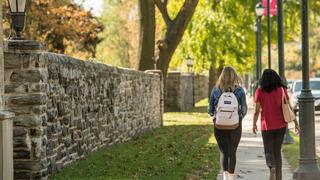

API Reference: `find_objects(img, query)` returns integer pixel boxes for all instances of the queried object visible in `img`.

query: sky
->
[74,0,104,16]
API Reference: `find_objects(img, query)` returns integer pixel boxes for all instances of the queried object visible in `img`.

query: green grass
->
[282,132,320,170]
[282,133,300,169]
[51,99,220,180]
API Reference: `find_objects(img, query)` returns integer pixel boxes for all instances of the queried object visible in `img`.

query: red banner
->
[263,0,277,16]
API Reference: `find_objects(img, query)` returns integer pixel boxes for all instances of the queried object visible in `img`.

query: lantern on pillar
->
[8,0,28,40]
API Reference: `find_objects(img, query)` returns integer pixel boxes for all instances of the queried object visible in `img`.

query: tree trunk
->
[137,0,156,71]
[208,65,216,99]
[208,61,224,100]
[156,0,199,83]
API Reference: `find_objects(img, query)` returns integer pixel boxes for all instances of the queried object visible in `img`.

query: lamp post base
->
[293,160,320,180]
[294,90,320,180]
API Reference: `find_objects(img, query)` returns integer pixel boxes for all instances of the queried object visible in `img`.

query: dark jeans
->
[262,127,286,180]
[214,125,242,173]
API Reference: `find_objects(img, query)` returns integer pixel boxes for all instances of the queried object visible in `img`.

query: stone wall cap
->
[46,52,160,78]
[145,70,162,76]
[181,72,194,76]
[168,71,182,75]
[0,110,15,120]
[5,40,43,51]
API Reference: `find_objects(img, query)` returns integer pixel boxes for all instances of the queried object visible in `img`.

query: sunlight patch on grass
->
[164,98,212,126]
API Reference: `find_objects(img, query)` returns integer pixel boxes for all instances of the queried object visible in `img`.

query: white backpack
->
[215,91,240,130]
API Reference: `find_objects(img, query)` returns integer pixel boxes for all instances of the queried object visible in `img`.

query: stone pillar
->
[194,74,209,103]
[165,72,194,112]
[165,72,182,112]
[4,40,47,179]
[0,1,15,179]
[145,70,164,126]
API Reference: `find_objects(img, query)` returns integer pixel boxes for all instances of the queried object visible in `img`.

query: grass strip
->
[283,132,320,170]
[51,99,220,180]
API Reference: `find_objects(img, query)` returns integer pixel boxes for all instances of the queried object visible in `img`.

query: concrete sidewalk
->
[216,110,293,180]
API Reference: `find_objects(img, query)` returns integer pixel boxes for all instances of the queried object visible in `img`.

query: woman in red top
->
[253,69,299,180]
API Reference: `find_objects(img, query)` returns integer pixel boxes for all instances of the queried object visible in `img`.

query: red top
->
[254,87,288,131]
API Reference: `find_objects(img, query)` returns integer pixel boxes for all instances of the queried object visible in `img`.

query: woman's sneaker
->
[228,173,236,180]
[223,171,229,180]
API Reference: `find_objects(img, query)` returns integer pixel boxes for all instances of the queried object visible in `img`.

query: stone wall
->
[194,75,209,103]
[4,41,163,179]
[165,72,194,112]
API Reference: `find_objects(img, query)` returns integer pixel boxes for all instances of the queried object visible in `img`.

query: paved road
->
[216,110,292,180]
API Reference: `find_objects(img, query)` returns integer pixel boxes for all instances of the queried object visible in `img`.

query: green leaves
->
[169,0,320,75]
[96,0,139,68]
[169,0,256,74]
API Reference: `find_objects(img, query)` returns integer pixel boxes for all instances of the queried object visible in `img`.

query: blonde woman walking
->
[208,66,247,180]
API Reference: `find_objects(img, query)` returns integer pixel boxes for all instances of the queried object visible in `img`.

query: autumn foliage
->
[3,0,104,59]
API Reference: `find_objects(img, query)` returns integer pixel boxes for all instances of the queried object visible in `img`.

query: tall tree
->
[170,0,256,94]
[155,0,199,81]
[138,0,199,78]
[137,0,155,70]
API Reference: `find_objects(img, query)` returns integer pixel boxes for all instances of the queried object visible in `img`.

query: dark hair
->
[259,69,287,92]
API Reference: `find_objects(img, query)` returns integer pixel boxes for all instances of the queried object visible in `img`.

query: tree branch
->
[173,0,198,24]
[154,0,172,27]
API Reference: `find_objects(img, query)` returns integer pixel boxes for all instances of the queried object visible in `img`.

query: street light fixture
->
[255,2,264,17]
[186,56,194,72]
[8,0,28,40]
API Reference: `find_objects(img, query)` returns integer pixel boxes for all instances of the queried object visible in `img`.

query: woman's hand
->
[252,102,261,135]
[253,124,258,134]
[212,117,216,124]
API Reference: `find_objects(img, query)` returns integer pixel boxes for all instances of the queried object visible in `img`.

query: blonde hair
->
[216,66,242,92]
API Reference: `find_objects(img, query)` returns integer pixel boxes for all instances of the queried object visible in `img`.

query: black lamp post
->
[267,0,271,69]
[276,0,294,145]
[255,2,264,89]
[277,0,284,78]
[186,56,195,106]
[293,0,320,179]
[8,0,28,40]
